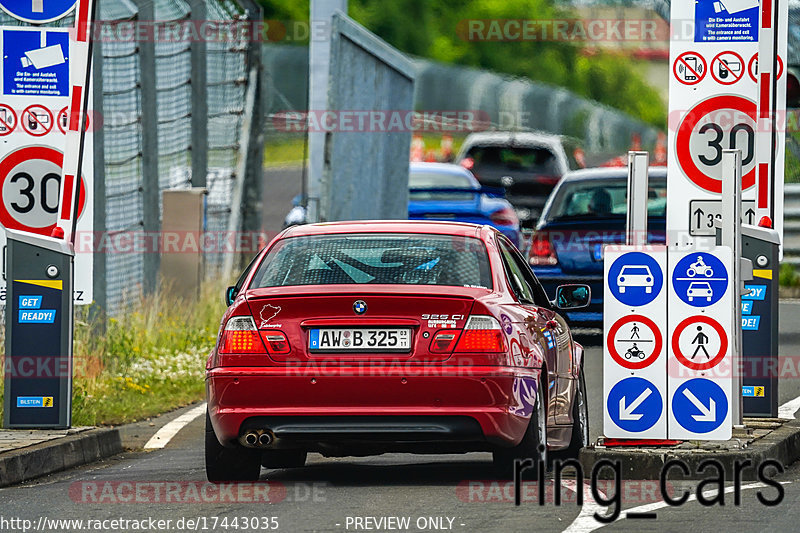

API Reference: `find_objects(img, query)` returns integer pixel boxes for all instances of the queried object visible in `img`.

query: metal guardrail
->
[784,184,800,265]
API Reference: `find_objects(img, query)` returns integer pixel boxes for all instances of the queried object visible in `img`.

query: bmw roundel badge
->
[353,300,367,315]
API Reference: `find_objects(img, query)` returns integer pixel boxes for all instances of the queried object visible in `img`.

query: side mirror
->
[553,284,591,310]
[224,286,237,307]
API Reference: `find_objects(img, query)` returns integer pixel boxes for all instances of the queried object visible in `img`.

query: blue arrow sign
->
[607,252,663,307]
[0,0,77,24]
[672,252,728,307]
[672,378,728,434]
[607,377,663,432]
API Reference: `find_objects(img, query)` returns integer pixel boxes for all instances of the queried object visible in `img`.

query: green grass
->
[0,282,226,426]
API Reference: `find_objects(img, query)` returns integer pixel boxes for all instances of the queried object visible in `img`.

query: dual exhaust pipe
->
[241,430,274,448]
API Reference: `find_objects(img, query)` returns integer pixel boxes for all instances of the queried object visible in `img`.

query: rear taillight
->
[455,315,505,353]
[528,232,557,266]
[260,330,291,354]
[220,316,267,354]
[430,331,459,353]
[490,206,519,227]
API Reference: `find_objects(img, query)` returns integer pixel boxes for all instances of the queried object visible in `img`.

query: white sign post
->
[603,245,668,439]
[0,22,94,304]
[667,247,734,440]
[667,0,787,247]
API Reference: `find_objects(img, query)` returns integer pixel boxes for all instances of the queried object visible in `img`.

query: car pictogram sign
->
[607,315,663,370]
[606,252,664,307]
[671,252,729,307]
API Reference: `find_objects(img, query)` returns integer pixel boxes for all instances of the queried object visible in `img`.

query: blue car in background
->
[408,163,521,247]
[284,163,521,248]
[526,167,667,331]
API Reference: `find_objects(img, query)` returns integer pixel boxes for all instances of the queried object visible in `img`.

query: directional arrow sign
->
[689,199,757,236]
[671,378,729,437]
[619,387,652,420]
[607,377,664,434]
[683,388,716,422]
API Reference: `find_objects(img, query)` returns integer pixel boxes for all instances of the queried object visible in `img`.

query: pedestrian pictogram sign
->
[711,51,745,85]
[604,245,667,439]
[607,315,663,370]
[673,52,706,85]
[667,247,733,440]
[671,315,729,370]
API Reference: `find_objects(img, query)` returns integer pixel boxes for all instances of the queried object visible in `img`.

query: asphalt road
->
[0,303,798,532]
[3,168,795,531]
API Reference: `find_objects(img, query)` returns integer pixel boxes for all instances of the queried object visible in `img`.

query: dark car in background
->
[527,167,667,331]
[408,162,521,247]
[455,132,582,227]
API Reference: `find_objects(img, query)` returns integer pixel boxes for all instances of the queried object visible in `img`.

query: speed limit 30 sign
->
[0,146,86,234]
[675,95,757,194]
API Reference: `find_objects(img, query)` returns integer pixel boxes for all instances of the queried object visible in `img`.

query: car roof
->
[409,162,480,188]
[461,131,564,146]
[280,220,488,239]
[559,166,668,182]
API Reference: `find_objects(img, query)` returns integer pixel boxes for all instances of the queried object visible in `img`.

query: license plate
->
[309,328,412,352]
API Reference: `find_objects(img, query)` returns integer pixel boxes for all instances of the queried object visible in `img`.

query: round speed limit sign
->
[675,95,757,193]
[0,146,86,234]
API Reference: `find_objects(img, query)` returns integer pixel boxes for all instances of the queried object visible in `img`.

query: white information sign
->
[667,0,787,246]
[667,246,734,440]
[603,245,668,439]
[0,26,93,305]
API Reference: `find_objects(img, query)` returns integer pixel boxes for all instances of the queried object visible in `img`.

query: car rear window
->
[409,170,476,201]
[466,145,560,175]
[546,179,667,220]
[249,233,493,289]
[622,267,650,275]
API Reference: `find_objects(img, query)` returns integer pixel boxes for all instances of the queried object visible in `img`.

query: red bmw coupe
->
[205,221,590,481]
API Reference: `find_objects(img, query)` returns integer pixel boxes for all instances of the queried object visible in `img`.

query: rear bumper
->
[206,365,540,449]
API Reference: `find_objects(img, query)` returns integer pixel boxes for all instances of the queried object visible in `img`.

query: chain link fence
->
[0,0,263,317]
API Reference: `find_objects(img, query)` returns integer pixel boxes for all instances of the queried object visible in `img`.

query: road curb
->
[579,418,800,480]
[0,402,206,488]
[0,427,122,488]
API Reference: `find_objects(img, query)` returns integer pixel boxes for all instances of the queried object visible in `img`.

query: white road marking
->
[143,403,207,450]
[561,482,608,533]
[561,481,790,533]
[779,394,800,419]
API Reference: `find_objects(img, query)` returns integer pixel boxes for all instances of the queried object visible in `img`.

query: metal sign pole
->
[626,151,649,246]
[720,149,744,426]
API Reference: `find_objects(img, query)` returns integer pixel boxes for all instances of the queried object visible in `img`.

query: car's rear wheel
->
[555,365,589,460]
[205,411,262,482]
[261,450,307,469]
[493,380,547,477]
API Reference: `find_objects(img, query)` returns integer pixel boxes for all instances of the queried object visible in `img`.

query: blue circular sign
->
[671,252,728,307]
[0,0,77,24]
[607,377,663,433]
[672,378,728,434]
[607,252,663,307]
